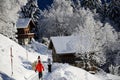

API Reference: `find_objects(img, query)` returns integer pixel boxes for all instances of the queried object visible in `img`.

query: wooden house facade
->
[16,18,35,45]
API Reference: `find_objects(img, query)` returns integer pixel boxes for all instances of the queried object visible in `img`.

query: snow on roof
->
[16,18,31,28]
[50,36,78,54]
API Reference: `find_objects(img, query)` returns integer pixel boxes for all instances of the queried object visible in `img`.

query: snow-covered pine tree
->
[32,8,41,24]
[102,42,120,74]
[107,0,120,30]
[21,0,40,24]
[71,0,81,11]
[21,0,37,18]
[80,0,101,12]
[98,0,109,26]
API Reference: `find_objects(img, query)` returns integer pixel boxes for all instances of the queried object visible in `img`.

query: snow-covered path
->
[28,63,120,80]
[28,63,101,80]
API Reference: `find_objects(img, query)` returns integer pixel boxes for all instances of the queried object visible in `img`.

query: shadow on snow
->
[19,56,32,70]
[0,72,15,80]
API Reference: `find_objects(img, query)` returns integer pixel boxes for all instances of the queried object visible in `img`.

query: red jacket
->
[35,62,44,72]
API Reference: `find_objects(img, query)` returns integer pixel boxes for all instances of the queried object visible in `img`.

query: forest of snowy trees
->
[37,0,120,38]
[0,0,120,76]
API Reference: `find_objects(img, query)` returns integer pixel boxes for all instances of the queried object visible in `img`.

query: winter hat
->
[38,56,40,59]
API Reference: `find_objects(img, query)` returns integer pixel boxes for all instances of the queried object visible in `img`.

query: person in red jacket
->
[35,60,44,80]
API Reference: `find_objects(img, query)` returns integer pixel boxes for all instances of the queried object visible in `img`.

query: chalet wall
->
[59,54,75,64]
[17,28,30,34]
[52,47,60,62]
[52,51,76,64]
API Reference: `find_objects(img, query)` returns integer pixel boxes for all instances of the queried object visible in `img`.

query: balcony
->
[17,33,34,39]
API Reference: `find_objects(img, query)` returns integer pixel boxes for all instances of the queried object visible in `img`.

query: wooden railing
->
[17,33,34,38]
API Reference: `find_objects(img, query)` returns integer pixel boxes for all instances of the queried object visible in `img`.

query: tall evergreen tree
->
[21,0,37,17]
[21,0,40,24]
[81,0,101,11]
[99,0,108,26]
[107,0,120,30]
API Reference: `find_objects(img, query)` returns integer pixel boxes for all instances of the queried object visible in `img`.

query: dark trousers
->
[48,65,52,72]
[38,72,42,79]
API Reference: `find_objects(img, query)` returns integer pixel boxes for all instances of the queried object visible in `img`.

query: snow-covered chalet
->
[48,36,76,65]
[16,18,35,45]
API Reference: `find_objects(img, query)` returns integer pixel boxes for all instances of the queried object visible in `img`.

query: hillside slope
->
[0,34,46,80]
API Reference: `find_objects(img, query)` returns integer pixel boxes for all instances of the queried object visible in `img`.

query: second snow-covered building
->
[48,36,77,64]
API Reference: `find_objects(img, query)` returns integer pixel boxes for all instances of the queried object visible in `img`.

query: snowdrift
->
[46,63,102,80]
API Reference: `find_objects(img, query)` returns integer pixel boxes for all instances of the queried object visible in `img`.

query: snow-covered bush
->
[72,7,119,73]
[21,0,41,24]
[101,42,120,75]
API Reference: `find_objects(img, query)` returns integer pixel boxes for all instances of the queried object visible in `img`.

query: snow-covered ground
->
[0,34,47,80]
[0,34,120,80]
